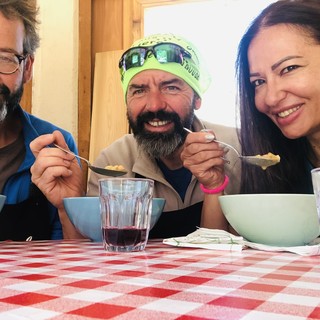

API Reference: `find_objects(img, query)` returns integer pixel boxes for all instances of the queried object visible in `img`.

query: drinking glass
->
[311,168,320,223]
[99,178,154,252]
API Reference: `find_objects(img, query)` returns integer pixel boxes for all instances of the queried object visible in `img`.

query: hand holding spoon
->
[53,144,127,176]
[183,127,280,170]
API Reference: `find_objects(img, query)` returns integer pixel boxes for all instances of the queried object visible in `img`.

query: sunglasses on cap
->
[119,42,192,73]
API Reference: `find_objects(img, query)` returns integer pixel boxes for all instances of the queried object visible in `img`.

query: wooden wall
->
[82,0,144,183]
[20,81,32,113]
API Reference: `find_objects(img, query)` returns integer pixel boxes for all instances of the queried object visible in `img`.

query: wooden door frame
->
[78,0,92,184]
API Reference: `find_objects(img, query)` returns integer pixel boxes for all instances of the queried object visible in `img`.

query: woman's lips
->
[277,105,301,118]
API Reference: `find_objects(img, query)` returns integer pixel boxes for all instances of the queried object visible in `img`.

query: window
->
[144,0,276,127]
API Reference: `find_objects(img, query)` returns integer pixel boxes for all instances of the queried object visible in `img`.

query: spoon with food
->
[53,144,127,176]
[183,127,280,170]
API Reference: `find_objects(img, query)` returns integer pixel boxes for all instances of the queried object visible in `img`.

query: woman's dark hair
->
[235,0,320,194]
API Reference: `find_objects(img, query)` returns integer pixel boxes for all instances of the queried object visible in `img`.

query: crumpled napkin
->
[163,228,320,256]
[163,228,244,252]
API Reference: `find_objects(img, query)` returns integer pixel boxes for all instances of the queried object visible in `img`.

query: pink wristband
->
[200,175,229,194]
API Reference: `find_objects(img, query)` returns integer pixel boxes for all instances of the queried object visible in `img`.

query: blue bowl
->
[0,195,6,212]
[63,197,165,242]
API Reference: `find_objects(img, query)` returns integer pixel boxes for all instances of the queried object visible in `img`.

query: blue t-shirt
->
[157,159,192,201]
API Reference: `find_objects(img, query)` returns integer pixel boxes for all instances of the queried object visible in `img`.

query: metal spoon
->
[53,144,127,176]
[183,127,280,170]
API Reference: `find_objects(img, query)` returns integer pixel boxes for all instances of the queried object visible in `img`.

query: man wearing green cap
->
[30,33,240,239]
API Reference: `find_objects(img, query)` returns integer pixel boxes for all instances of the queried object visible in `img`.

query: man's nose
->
[145,91,167,112]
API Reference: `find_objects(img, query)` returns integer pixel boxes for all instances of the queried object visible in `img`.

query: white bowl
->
[63,197,165,242]
[0,195,6,212]
[219,194,320,247]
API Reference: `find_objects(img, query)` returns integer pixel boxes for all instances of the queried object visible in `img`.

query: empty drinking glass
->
[311,168,320,223]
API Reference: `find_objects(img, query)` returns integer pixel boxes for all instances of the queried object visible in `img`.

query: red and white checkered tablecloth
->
[0,240,319,320]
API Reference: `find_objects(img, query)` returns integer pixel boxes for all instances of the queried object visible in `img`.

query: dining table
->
[0,239,318,320]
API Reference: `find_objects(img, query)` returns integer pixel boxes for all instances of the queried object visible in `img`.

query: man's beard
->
[127,101,196,159]
[0,84,23,122]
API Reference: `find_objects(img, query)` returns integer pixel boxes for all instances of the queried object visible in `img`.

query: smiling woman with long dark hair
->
[236,0,320,194]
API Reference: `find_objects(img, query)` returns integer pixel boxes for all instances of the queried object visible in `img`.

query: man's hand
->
[30,130,85,210]
[181,130,226,189]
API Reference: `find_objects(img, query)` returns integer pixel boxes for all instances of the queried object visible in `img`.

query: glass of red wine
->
[99,178,154,252]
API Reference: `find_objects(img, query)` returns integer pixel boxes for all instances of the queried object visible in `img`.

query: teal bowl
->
[63,197,165,242]
[219,194,320,247]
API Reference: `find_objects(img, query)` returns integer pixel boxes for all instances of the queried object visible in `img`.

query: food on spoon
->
[255,152,280,162]
[104,164,126,172]
[254,153,280,170]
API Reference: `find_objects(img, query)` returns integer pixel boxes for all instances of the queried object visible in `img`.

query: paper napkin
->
[163,228,320,256]
[163,228,244,252]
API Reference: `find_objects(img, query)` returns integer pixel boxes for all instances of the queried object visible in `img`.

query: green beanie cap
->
[119,33,211,99]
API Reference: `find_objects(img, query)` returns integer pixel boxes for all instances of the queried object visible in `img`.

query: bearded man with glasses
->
[0,0,80,241]
[30,33,241,239]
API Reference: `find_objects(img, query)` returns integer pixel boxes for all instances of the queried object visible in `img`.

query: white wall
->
[32,0,79,140]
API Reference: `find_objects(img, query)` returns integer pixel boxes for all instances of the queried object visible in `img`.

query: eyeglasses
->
[119,42,192,73]
[0,52,27,75]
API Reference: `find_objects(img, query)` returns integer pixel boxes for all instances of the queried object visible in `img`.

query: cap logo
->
[183,60,199,80]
